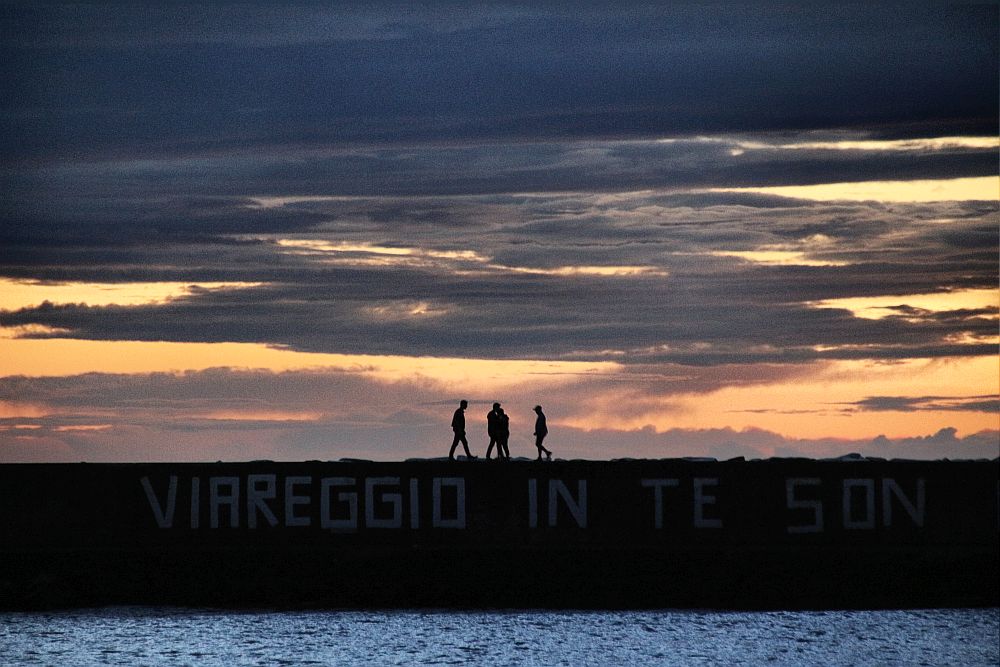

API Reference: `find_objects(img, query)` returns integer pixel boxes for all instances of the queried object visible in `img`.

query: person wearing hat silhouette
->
[533,405,552,461]
[448,400,476,460]
[485,402,503,460]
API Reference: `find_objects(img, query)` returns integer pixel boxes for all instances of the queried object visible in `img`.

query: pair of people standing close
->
[486,402,510,460]
[448,400,552,461]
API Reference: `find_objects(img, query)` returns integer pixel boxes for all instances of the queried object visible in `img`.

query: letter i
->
[410,479,420,529]
[190,476,200,529]
[528,479,538,528]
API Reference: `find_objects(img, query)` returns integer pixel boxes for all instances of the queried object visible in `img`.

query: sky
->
[1,3,997,462]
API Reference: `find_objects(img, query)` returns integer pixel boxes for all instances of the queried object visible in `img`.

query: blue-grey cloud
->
[2,187,996,366]
[1,4,996,162]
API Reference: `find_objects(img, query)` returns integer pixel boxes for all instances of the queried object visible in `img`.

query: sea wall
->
[1,459,996,609]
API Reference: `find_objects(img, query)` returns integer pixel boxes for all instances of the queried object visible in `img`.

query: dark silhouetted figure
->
[485,402,503,460]
[498,407,511,459]
[533,405,552,461]
[449,400,476,460]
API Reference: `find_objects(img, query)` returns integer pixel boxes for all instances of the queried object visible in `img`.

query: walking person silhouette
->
[485,402,503,460]
[533,405,552,461]
[449,400,476,460]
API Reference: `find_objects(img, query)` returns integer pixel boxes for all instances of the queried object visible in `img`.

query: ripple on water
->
[0,608,997,666]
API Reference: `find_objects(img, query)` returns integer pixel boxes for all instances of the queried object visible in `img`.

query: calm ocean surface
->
[1,608,997,666]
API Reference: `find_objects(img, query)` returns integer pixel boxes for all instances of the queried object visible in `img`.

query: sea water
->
[1,608,997,666]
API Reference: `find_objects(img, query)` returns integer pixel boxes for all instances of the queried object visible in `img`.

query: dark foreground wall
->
[0,459,996,610]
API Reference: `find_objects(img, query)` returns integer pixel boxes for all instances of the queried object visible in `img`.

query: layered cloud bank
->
[1,4,996,461]
[3,184,996,365]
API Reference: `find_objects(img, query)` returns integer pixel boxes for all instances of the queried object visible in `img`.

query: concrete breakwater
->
[0,458,996,609]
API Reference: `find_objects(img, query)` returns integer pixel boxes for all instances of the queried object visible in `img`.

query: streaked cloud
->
[2,186,995,367]
[0,324,71,340]
[275,238,666,277]
[811,288,999,320]
[715,177,998,202]
[841,395,999,414]
[360,301,453,321]
[0,337,619,386]
[670,135,1000,155]
[0,278,264,310]
[763,137,998,152]
[709,251,847,267]
[499,265,668,277]
[275,239,487,262]
[199,410,324,422]
[52,424,112,432]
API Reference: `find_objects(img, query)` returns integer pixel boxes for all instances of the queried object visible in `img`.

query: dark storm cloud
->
[4,139,996,207]
[2,180,998,366]
[1,193,996,365]
[3,139,996,279]
[1,264,994,362]
[1,4,996,162]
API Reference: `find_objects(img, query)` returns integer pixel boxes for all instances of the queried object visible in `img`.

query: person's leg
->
[501,438,510,459]
[486,438,496,459]
[536,434,551,459]
[449,433,461,459]
[461,434,474,458]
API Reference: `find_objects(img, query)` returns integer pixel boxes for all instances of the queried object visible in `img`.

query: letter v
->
[141,476,177,528]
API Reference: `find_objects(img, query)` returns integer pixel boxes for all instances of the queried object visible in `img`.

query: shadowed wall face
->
[0,5,997,462]
[7,461,994,546]
[1,460,996,609]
